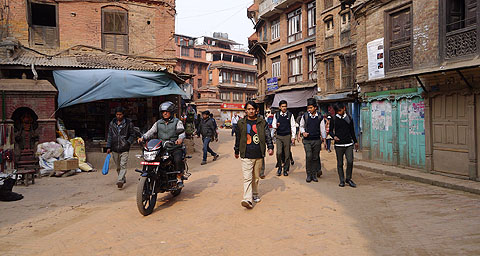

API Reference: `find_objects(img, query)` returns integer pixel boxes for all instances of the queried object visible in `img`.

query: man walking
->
[106,106,136,189]
[234,101,274,209]
[329,103,359,188]
[197,111,219,165]
[231,113,239,137]
[272,100,296,176]
[299,98,326,183]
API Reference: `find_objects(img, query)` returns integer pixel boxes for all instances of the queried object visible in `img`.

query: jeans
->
[231,124,237,136]
[335,145,354,182]
[303,139,322,177]
[202,137,217,161]
[326,139,332,151]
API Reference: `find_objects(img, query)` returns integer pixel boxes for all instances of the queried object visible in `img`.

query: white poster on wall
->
[367,38,385,80]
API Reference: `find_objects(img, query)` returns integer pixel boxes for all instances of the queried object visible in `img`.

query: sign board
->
[367,38,385,80]
[267,77,279,91]
[222,103,244,109]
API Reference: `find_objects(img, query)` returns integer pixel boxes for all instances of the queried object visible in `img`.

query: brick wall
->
[4,0,175,60]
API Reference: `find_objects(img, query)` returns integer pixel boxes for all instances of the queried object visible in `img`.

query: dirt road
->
[1,130,479,255]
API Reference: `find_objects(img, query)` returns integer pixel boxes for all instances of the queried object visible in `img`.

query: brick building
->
[315,0,358,116]
[195,33,257,124]
[0,0,182,147]
[248,0,318,115]
[353,0,480,181]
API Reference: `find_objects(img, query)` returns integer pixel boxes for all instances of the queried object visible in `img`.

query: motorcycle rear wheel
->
[137,176,157,216]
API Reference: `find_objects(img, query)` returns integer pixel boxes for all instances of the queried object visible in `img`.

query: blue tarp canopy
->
[53,69,185,108]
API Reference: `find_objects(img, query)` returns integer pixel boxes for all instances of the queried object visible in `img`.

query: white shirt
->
[272,111,296,137]
[299,112,327,139]
[232,115,239,125]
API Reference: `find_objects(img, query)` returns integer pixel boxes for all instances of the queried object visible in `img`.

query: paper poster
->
[367,38,385,80]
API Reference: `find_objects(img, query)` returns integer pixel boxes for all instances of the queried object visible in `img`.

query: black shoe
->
[312,176,318,182]
[283,171,288,176]
[177,181,184,188]
[339,181,345,187]
[213,154,219,161]
[316,170,323,177]
[291,160,295,166]
[346,179,357,188]
[276,167,282,176]
[306,175,312,183]
[116,181,124,189]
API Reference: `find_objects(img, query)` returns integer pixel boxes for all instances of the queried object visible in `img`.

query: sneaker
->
[213,154,219,161]
[260,174,266,179]
[201,161,207,165]
[177,181,184,188]
[253,196,261,203]
[316,170,323,178]
[116,181,124,189]
[241,200,253,209]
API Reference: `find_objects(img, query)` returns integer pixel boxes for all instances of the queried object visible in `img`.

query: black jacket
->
[106,118,135,153]
[329,114,357,145]
[197,118,217,139]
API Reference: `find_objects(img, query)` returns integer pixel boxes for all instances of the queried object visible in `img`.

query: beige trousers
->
[241,158,263,202]
[111,151,129,183]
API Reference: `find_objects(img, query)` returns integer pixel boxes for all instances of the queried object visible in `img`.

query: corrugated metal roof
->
[0,45,167,72]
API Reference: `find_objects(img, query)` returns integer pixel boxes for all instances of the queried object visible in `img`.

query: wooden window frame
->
[384,3,413,72]
[288,50,303,83]
[28,1,59,48]
[102,8,129,54]
[287,8,302,43]
[307,2,316,37]
[325,59,335,92]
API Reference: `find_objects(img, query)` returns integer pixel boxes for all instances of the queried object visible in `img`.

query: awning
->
[53,69,185,108]
[314,92,355,103]
[272,87,317,108]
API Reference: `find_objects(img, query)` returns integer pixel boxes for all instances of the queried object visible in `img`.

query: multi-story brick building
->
[174,34,209,102]
[248,0,319,115]
[195,33,257,124]
[353,0,480,181]
[315,0,358,117]
[0,0,182,145]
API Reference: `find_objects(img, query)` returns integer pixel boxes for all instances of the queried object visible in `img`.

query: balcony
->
[259,0,299,19]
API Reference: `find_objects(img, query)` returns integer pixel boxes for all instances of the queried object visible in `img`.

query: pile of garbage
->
[37,137,95,177]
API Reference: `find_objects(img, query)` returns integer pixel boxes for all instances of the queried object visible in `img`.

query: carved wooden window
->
[194,49,202,58]
[341,55,355,89]
[386,5,412,71]
[325,59,335,92]
[444,0,478,59]
[102,9,128,54]
[29,2,58,48]
[189,63,195,73]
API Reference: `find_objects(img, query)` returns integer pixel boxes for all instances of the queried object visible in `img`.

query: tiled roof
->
[0,45,167,72]
[0,79,57,92]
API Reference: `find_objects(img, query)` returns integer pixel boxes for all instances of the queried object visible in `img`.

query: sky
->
[175,0,255,48]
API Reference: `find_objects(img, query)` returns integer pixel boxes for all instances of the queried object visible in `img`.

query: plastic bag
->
[56,138,74,159]
[102,154,111,175]
[70,137,87,163]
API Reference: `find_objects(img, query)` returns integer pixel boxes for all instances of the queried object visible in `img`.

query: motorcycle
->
[135,138,191,216]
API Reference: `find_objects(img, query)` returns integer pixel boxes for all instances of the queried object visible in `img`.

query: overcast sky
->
[175,0,255,47]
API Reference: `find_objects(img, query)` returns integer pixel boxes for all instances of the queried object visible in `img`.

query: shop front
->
[220,103,245,127]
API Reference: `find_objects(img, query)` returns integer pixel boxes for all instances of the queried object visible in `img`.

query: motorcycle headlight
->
[143,151,158,161]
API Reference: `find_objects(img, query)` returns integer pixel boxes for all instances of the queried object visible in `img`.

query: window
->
[246,93,255,101]
[325,59,335,92]
[190,78,194,87]
[308,47,317,80]
[233,73,243,82]
[341,56,354,89]
[386,5,412,71]
[197,65,202,74]
[341,12,351,25]
[246,74,255,84]
[222,71,231,83]
[29,2,58,48]
[220,92,230,101]
[288,51,303,83]
[444,0,478,59]
[209,71,213,81]
[325,18,334,50]
[198,79,202,87]
[233,92,243,102]
[194,49,202,58]
[181,62,186,72]
[263,24,268,41]
[102,8,128,53]
[181,47,190,57]
[325,19,334,31]
[190,63,195,73]
[272,57,281,78]
[271,19,280,40]
[287,8,302,43]
[308,2,316,36]
[324,0,333,9]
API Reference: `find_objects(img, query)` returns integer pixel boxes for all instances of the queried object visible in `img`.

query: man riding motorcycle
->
[137,101,186,188]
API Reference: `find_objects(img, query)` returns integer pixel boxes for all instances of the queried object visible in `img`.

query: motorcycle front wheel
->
[170,188,182,197]
[137,176,157,216]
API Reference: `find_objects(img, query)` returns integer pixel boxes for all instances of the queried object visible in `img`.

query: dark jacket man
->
[106,117,135,153]
[198,116,217,139]
[234,116,274,158]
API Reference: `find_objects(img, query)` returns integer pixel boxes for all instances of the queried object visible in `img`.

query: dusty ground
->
[1,129,480,256]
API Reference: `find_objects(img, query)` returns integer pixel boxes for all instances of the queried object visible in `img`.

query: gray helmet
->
[159,101,175,113]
